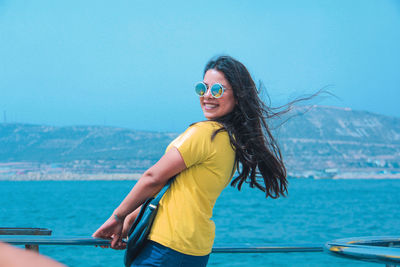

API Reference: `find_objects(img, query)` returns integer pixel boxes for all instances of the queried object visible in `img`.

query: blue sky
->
[1,0,399,132]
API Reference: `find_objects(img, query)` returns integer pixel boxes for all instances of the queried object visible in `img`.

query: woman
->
[93,55,288,266]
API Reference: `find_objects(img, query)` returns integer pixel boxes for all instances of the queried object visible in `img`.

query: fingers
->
[93,216,123,248]
[93,225,113,239]
[111,234,120,248]
[93,230,108,239]
[113,242,126,250]
[95,243,124,250]
[92,227,106,238]
[112,237,126,250]
[94,236,124,250]
[95,245,112,249]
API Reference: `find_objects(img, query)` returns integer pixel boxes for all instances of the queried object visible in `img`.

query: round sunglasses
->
[195,82,226,99]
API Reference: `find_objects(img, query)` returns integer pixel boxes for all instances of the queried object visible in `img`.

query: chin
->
[203,111,217,120]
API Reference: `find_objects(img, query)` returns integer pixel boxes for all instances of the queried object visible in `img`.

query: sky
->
[1,0,399,132]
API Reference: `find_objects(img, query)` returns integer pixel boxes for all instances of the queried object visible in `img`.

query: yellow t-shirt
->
[148,121,236,256]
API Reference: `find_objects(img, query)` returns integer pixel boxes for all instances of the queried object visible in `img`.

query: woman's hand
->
[92,211,138,250]
[92,216,125,250]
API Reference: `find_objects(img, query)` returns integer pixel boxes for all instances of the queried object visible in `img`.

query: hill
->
[1,106,399,179]
[0,125,177,179]
[276,106,400,178]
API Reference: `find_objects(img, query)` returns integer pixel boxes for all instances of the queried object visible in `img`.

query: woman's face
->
[200,69,236,120]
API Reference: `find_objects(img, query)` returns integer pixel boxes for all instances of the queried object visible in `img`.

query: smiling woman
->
[93,55,288,267]
[200,56,288,196]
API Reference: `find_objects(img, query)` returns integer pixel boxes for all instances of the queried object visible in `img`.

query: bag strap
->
[150,176,175,205]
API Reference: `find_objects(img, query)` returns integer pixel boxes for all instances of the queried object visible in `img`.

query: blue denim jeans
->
[131,240,210,267]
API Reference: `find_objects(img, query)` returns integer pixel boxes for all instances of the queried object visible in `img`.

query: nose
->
[203,88,213,98]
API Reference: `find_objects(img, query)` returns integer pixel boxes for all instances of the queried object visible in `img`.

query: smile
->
[204,103,219,110]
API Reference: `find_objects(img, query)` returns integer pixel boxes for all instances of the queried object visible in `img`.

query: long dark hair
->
[204,55,288,198]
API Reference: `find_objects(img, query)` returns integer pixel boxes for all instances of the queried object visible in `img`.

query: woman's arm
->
[113,147,186,219]
[93,147,186,248]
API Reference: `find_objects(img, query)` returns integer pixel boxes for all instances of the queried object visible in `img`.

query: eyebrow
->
[203,82,228,88]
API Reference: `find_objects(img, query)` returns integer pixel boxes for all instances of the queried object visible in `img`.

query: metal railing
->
[0,227,52,236]
[0,227,51,252]
[1,229,400,266]
[325,236,400,267]
[0,235,324,253]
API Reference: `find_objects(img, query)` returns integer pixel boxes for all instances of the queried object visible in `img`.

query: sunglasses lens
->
[211,84,223,98]
[195,82,207,96]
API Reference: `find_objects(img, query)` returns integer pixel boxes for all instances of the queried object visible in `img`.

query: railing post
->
[25,244,40,252]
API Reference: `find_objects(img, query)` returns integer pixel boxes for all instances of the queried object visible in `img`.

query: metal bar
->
[325,236,400,266]
[0,236,111,246]
[0,228,52,236]
[212,244,324,253]
[0,236,324,253]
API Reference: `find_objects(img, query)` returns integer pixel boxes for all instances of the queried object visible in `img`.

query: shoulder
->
[188,121,223,133]
[185,121,230,145]
[175,121,225,147]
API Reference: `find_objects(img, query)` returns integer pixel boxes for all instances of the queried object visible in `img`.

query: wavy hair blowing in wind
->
[205,55,287,198]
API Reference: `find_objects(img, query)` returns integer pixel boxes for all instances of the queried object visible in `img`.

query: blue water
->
[1,179,400,266]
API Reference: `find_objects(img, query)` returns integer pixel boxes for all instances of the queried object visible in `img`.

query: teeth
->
[204,104,218,109]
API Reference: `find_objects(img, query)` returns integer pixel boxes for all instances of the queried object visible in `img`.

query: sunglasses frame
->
[195,82,226,99]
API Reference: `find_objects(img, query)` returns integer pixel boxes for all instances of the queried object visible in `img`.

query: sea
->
[1,179,400,267]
